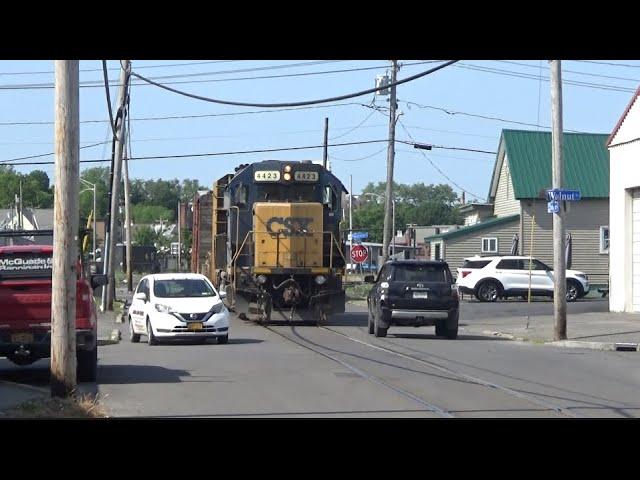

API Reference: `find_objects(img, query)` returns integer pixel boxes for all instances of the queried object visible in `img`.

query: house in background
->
[425,129,610,287]
[0,208,54,230]
[607,86,640,313]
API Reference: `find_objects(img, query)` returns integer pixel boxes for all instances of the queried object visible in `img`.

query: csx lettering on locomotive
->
[266,216,314,237]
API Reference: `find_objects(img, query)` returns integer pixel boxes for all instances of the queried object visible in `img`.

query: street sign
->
[547,200,560,214]
[350,244,369,264]
[546,189,581,202]
[351,231,368,240]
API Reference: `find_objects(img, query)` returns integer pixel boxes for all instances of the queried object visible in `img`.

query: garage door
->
[633,189,640,312]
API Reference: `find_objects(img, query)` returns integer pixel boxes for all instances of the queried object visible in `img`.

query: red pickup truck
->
[0,230,107,382]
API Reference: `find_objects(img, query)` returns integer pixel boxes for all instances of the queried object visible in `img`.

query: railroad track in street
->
[258,315,581,418]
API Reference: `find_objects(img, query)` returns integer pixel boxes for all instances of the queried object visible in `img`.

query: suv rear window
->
[462,259,491,269]
[0,251,53,279]
[392,264,451,283]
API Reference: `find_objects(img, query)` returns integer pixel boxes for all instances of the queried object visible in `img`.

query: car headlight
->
[210,302,225,314]
[154,303,173,313]
[314,275,327,285]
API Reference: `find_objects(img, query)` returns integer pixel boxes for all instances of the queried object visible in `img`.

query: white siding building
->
[607,86,640,313]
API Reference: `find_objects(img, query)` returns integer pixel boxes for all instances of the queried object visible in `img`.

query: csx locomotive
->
[193,160,347,323]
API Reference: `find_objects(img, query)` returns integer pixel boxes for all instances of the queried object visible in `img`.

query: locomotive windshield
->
[256,184,318,202]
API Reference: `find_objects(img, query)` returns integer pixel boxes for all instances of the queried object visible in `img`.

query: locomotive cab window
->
[323,185,337,210]
[234,183,248,207]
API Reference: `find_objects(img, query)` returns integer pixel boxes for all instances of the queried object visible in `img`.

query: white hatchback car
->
[456,255,589,302]
[128,273,230,345]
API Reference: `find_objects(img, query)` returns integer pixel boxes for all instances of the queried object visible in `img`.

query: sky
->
[1,59,638,203]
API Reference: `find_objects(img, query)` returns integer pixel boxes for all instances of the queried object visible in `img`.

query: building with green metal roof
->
[425,129,610,288]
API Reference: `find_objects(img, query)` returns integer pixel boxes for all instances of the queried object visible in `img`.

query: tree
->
[0,166,54,209]
[352,182,463,243]
[79,167,110,223]
[131,204,173,224]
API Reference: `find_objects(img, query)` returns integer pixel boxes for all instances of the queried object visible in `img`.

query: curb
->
[477,330,639,352]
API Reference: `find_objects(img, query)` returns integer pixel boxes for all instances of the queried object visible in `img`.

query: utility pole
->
[349,174,353,279]
[51,60,79,397]
[177,201,181,272]
[550,60,567,341]
[122,141,133,292]
[381,60,398,266]
[104,60,130,310]
[323,117,329,169]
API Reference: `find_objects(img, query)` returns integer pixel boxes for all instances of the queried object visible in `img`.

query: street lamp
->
[80,178,97,259]
[363,192,396,258]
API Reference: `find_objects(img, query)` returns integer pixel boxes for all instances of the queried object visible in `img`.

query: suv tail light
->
[451,284,459,300]
[461,270,471,278]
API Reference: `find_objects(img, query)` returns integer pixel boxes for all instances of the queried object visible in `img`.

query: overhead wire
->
[102,60,118,139]
[397,119,486,201]
[127,60,459,108]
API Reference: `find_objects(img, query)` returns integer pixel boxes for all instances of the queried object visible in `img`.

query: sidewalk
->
[460,310,640,351]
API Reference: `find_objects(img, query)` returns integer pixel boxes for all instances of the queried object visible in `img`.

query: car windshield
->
[392,264,450,282]
[153,279,216,298]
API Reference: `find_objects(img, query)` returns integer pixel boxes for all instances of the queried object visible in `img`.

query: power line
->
[330,146,388,162]
[398,119,486,200]
[456,63,635,93]
[329,101,377,140]
[128,60,459,108]
[0,60,240,77]
[3,139,394,166]
[0,60,438,91]
[0,141,112,165]
[0,101,369,127]
[572,60,640,69]
[402,100,589,133]
[102,60,117,139]
[496,60,640,83]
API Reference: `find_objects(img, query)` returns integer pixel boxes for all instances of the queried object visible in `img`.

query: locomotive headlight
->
[256,274,268,284]
[283,172,292,181]
[284,165,292,173]
[315,275,327,285]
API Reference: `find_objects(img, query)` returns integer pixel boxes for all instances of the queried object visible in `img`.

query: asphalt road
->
[1,299,638,418]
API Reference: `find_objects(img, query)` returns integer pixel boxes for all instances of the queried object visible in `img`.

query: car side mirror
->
[134,292,147,302]
[364,275,375,283]
[219,290,227,299]
[90,274,108,290]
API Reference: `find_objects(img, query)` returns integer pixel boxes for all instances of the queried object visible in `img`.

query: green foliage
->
[79,167,110,223]
[133,226,157,247]
[0,166,54,209]
[131,204,174,224]
[351,182,464,243]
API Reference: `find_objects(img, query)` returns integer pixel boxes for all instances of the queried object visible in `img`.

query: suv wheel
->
[374,308,388,338]
[476,280,500,302]
[445,310,459,339]
[566,279,582,302]
[435,320,445,337]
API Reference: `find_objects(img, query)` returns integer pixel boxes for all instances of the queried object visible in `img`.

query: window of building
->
[600,226,609,254]
[481,237,498,253]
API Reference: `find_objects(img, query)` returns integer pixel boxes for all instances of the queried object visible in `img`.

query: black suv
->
[365,260,459,339]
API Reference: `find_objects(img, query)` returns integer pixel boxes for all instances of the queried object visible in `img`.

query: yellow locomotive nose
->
[253,202,323,268]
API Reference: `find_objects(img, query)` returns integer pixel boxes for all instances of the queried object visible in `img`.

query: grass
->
[2,394,108,418]
[345,283,371,301]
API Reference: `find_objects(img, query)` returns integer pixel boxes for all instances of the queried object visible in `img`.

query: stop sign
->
[350,244,368,264]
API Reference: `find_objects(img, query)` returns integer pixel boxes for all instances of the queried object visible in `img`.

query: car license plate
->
[11,333,34,344]
[413,292,429,299]
[188,322,203,331]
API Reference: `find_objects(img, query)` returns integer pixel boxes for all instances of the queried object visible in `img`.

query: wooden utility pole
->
[105,60,130,310]
[550,60,567,341]
[322,117,329,169]
[381,60,398,266]
[177,201,182,272]
[51,60,80,397]
[123,142,133,292]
